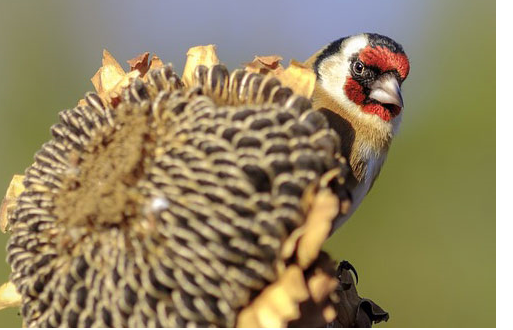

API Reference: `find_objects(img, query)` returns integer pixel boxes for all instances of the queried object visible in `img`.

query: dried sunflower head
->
[6,49,351,327]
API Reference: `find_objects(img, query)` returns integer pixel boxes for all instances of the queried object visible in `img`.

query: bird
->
[5,33,409,327]
[305,33,410,230]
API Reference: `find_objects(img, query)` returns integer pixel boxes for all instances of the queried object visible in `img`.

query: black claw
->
[337,260,359,284]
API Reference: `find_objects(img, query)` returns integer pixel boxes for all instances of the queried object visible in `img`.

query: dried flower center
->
[54,105,153,229]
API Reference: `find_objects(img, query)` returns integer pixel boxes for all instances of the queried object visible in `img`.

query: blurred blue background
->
[0,0,495,327]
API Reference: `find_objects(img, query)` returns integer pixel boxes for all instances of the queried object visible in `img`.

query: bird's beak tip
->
[369,75,403,109]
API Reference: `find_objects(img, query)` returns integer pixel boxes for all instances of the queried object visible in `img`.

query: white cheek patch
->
[319,56,352,109]
[319,34,369,116]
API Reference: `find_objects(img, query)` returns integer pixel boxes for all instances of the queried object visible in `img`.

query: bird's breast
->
[333,153,386,230]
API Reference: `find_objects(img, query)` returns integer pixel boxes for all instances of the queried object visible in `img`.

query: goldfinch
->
[306,33,410,230]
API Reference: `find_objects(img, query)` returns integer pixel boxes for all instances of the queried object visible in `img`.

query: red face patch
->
[343,77,365,104]
[362,103,401,121]
[344,76,402,122]
[359,45,410,80]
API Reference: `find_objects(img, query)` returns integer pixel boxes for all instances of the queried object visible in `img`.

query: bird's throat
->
[312,85,393,182]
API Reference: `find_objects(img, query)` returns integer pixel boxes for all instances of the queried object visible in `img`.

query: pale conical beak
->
[369,74,403,108]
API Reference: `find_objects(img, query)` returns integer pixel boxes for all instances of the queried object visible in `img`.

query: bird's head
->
[312,33,410,129]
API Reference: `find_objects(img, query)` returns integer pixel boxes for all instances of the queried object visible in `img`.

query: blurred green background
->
[0,0,495,327]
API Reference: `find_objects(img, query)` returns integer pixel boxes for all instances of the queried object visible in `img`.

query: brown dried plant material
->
[91,50,129,93]
[148,54,164,70]
[0,281,21,311]
[86,49,142,107]
[244,55,284,75]
[237,255,340,328]
[1,174,25,233]
[126,52,166,79]
[297,188,339,269]
[276,60,316,99]
[79,51,167,107]
[280,183,340,269]
[182,44,219,87]
[236,265,308,328]
[308,266,339,304]
[127,51,150,76]
[81,50,166,107]
[244,56,316,99]
[288,254,340,327]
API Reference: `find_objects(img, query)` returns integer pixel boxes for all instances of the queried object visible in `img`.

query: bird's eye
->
[353,61,364,75]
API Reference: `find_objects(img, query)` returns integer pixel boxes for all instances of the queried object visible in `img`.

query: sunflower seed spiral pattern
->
[7,64,349,327]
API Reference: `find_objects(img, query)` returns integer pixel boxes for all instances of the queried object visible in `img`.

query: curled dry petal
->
[297,188,339,269]
[127,52,150,76]
[244,55,284,74]
[236,265,308,327]
[149,54,164,70]
[1,175,25,233]
[91,49,127,93]
[275,60,316,99]
[0,281,21,311]
[87,49,142,107]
